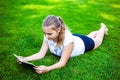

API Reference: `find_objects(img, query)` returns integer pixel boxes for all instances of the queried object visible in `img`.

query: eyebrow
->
[43,32,52,34]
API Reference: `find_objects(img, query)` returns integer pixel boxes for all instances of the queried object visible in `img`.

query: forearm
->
[24,53,44,61]
[24,40,48,62]
[48,61,66,72]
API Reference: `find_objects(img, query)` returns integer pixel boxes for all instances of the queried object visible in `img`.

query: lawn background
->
[0,0,120,80]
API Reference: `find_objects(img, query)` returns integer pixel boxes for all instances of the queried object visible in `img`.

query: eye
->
[43,32,52,35]
[47,33,52,35]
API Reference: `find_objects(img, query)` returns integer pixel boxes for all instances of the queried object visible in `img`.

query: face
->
[42,26,61,41]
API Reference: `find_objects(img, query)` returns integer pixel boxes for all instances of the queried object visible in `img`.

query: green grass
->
[0,0,120,80]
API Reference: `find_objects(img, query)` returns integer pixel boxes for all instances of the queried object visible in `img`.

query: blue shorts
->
[73,34,95,52]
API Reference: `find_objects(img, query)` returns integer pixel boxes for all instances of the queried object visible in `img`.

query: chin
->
[48,38,53,40]
[48,38,56,41]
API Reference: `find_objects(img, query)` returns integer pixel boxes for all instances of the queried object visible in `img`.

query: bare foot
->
[101,23,108,35]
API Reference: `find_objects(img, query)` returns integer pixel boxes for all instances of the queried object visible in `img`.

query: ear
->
[57,28,61,33]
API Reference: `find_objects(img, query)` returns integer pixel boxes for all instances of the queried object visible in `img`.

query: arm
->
[48,42,73,70]
[24,39,48,62]
[34,42,74,74]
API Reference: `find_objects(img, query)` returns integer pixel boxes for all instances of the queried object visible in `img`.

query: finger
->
[39,65,45,68]
[36,70,40,74]
[18,62,22,64]
[18,56,24,59]
[17,60,22,64]
[33,67,38,71]
[33,66,39,68]
[36,70,42,74]
[34,67,41,71]
[33,67,36,69]
[36,67,43,70]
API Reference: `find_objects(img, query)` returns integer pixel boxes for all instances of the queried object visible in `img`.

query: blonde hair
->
[42,15,67,46]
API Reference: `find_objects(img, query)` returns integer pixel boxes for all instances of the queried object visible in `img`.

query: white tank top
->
[44,30,85,57]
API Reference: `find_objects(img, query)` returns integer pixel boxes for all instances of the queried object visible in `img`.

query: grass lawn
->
[0,0,120,80]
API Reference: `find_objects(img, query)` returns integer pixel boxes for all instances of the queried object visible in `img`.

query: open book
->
[13,54,36,69]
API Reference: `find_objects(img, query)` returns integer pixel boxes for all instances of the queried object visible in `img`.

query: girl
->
[18,15,108,74]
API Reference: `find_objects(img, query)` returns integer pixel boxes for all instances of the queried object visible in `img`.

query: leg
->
[92,23,108,49]
[87,31,98,38]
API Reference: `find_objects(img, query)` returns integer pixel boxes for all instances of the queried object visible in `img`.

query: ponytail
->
[57,17,66,46]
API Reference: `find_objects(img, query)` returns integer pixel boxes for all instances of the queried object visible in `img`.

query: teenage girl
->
[18,15,108,74]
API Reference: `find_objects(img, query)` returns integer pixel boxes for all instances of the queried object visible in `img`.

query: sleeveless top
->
[44,30,85,57]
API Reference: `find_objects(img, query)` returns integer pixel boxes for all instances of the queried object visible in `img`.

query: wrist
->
[23,57,29,62]
[47,66,51,72]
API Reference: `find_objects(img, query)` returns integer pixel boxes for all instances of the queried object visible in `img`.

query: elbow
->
[40,55,45,59]
[37,53,45,59]
[59,61,67,67]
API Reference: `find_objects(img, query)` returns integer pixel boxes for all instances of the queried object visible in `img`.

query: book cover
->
[13,54,36,69]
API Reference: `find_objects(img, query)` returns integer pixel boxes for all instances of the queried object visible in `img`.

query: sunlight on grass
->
[46,0,61,3]
[110,4,120,8]
[22,4,54,10]
[87,0,101,5]
[88,0,97,4]
[28,14,41,18]
[100,13,116,21]
[46,0,77,3]
[78,4,88,8]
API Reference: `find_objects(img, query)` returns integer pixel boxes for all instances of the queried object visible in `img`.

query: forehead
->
[42,26,56,33]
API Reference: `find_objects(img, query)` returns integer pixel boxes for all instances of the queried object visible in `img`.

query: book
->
[13,54,36,69]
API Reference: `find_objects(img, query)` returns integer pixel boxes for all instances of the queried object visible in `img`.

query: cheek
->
[54,32,59,38]
[51,33,58,38]
[51,30,60,38]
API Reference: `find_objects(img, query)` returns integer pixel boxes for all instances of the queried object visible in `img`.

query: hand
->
[17,56,27,64]
[34,65,49,74]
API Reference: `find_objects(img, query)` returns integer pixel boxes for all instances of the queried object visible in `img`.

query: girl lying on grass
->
[18,15,108,74]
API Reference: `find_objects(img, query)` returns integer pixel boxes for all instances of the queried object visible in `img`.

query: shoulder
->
[65,29,72,36]
[63,30,73,46]
[64,30,73,40]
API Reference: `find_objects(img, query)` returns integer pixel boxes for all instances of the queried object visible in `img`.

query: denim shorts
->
[73,34,95,52]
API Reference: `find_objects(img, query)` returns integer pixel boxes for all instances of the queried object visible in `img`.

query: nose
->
[45,35,49,38]
[46,35,48,38]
